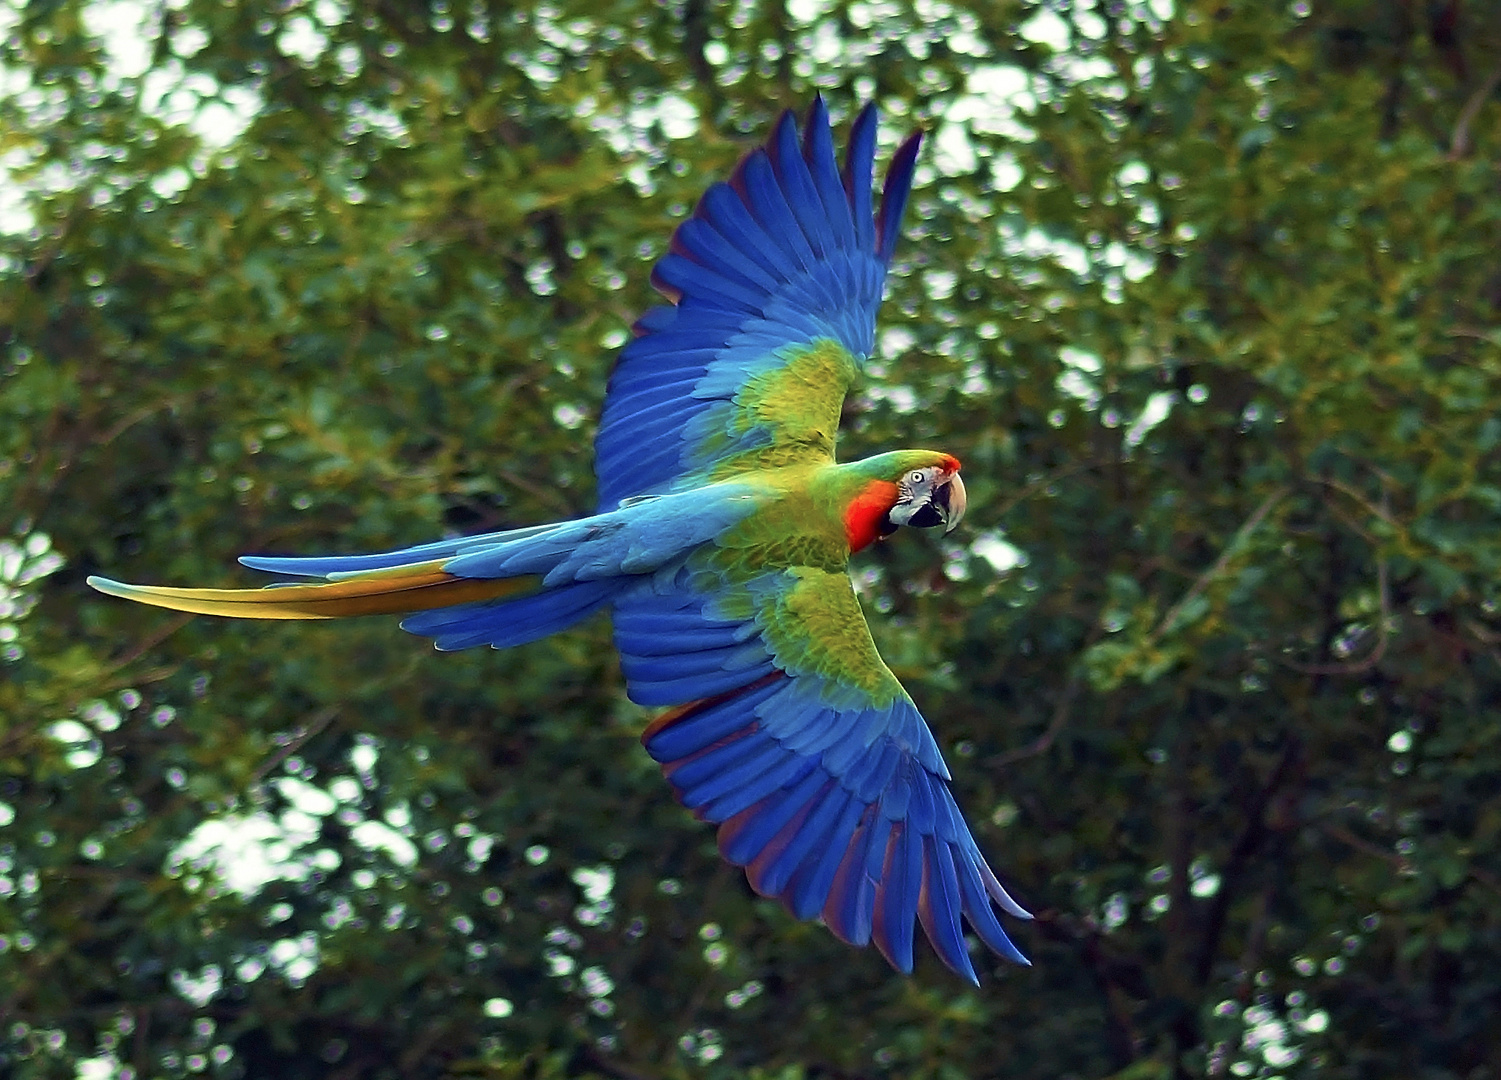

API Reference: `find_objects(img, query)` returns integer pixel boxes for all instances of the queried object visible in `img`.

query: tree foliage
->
[4,0,1501,1077]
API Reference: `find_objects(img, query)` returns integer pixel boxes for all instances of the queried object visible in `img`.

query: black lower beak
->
[906,497,945,530]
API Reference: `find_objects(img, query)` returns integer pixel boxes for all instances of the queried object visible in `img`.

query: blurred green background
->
[4,0,1501,1076]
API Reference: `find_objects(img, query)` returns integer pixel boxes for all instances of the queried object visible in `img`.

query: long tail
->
[87,560,534,620]
[87,520,627,649]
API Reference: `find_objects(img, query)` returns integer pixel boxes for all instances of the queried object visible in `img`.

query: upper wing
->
[593,96,921,511]
[615,561,1030,981]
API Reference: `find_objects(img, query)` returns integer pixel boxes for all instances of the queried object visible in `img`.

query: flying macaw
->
[89,96,1031,981]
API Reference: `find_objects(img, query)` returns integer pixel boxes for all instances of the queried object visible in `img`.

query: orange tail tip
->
[86,563,534,620]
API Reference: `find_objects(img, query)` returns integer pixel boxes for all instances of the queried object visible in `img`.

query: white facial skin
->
[888,466,967,533]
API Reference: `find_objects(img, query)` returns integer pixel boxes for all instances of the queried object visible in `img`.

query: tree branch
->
[990,671,1081,767]
[1275,553,1389,675]
[1449,63,1501,159]
[251,706,340,784]
[994,460,1100,521]
[1151,486,1289,643]
[1192,735,1303,988]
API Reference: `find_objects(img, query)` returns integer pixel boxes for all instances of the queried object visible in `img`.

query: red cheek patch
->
[844,480,901,552]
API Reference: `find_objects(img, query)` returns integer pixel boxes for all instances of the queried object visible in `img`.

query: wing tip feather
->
[876,128,923,261]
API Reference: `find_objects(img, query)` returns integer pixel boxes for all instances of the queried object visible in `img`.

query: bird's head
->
[881,452,967,535]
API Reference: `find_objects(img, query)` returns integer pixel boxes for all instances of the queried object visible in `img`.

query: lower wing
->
[615,561,1030,981]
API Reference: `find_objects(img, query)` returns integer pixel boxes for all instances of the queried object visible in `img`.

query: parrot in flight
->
[89,96,1031,981]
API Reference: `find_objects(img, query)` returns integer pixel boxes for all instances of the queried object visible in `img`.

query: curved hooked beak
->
[937,470,967,534]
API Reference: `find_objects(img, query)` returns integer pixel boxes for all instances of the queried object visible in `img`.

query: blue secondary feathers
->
[749,782,848,895]
[802,98,855,249]
[722,769,831,865]
[628,659,780,707]
[701,751,821,818]
[594,97,923,512]
[826,815,881,946]
[880,824,922,971]
[644,680,784,761]
[789,798,866,920]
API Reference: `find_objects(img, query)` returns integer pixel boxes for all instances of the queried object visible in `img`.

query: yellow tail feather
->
[87,562,535,620]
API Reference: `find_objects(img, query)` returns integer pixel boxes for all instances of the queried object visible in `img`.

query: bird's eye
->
[909,470,925,484]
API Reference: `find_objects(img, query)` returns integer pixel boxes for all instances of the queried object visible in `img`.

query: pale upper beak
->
[939,471,967,533]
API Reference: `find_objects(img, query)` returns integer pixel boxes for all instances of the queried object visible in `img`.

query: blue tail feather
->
[239,523,561,578]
